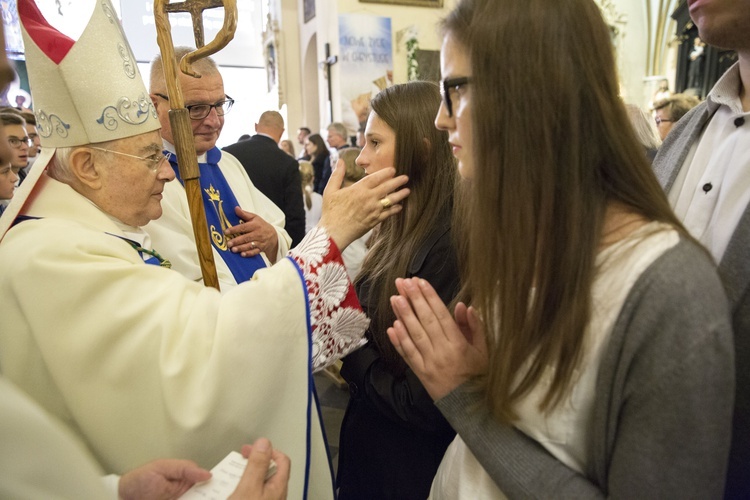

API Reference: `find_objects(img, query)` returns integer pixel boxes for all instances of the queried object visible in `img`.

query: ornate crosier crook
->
[153,0,238,290]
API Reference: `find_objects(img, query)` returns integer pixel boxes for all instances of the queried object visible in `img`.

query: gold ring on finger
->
[380,197,392,210]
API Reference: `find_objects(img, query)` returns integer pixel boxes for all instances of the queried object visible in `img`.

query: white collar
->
[707,62,745,115]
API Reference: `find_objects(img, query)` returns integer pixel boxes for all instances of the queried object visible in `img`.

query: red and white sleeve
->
[288,227,369,371]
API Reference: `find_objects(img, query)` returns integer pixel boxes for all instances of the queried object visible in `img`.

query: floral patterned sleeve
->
[288,226,369,372]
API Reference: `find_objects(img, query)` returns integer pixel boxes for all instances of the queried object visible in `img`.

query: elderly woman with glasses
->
[387,0,733,498]
[652,93,701,140]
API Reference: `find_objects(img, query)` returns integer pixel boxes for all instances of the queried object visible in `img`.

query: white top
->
[668,63,750,263]
[430,222,679,499]
[341,229,371,280]
[304,188,323,234]
[0,174,366,499]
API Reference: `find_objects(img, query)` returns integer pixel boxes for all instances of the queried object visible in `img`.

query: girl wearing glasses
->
[336,81,461,500]
[388,0,733,498]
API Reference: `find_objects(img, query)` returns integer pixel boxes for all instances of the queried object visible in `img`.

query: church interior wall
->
[291,0,459,135]
[6,0,693,145]
[282,0,684,134]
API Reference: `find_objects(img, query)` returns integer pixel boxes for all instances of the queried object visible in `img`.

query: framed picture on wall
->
[304,0,316,23]
[359,0,443,6]
[262,16,285,108]
[264,41,277,92]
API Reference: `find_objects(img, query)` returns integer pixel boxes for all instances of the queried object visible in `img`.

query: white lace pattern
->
[289,227,369,371]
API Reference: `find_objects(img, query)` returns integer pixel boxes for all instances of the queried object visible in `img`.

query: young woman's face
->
[435,34,474,180]
[304,139,317,156]
[356,112,395,175]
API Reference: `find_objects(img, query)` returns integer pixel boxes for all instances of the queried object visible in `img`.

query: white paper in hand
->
[179,450,277,499]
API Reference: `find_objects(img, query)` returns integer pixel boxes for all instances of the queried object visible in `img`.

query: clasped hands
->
[388,277,489,401]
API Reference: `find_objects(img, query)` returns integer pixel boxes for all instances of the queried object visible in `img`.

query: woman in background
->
[303,133,330,194]
[337,81,460,500]
[388,0,733,498]
[279,139,295,158]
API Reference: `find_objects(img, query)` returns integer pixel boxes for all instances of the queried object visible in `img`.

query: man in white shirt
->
[652,1,750,496]
[146,47,289,290]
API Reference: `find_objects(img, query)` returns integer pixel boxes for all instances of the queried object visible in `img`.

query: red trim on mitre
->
[18,0,75,65]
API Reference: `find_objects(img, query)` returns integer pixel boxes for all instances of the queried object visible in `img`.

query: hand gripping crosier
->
[152,0,238,290]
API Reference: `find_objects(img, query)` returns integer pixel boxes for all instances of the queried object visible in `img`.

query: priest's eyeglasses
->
[441,77,472,118]
[89,147,171,172]
[155,93,234,120]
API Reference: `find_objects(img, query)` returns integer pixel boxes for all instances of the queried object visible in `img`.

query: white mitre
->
[0,0,160,239]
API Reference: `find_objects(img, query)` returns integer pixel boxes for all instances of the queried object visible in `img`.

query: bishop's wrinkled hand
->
[118,459,211,500]
[318,161,410,251]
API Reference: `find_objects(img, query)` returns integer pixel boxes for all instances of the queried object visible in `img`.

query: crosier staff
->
[152,0,238,290]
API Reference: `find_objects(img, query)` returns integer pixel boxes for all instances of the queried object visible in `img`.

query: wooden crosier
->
[153,0,238,290]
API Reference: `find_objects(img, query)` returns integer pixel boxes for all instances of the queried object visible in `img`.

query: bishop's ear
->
[68,147,103,190]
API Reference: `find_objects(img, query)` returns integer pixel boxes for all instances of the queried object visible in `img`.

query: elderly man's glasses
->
[441,77,472,118]
[654,117,672,125]
[155,93,234,120]
[7,135,32,149]
[89,147,171,172]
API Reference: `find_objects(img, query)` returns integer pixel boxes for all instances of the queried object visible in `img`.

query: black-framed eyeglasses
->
[155,93,234,120]
[441,77,472,118]
[654,117,672,125]
[7,135,32,149]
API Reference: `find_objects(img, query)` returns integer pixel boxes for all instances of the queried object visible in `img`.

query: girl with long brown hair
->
[336,81,460,499]
[387,0,734,497]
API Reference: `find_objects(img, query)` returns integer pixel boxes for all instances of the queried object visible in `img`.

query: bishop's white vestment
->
[0,173,367,499]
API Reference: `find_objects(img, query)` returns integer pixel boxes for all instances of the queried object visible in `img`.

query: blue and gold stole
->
[169,147,266,283]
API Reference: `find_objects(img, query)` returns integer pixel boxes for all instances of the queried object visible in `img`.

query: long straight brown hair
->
[443,0,690,422]
[357,81,457,370]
